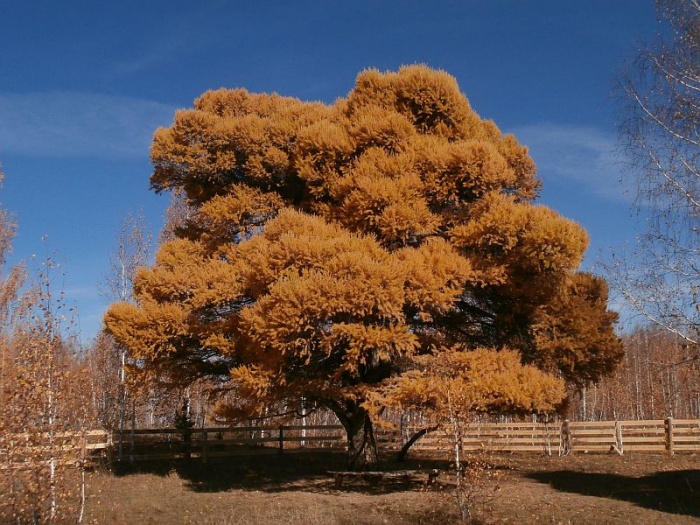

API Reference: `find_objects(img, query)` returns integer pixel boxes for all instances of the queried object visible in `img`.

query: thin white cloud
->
[62,285,101,300]
[0,92,175,159]
[511,123,632,203]
[110,36,195,78]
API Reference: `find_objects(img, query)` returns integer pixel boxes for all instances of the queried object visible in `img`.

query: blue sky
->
[0,1,656,341]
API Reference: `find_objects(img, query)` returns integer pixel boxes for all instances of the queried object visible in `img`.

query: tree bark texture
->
[331,402,378,471]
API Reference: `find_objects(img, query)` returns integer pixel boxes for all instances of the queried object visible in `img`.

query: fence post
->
[560,419,571,456]
[611,420,623,455]
[278,425,284,454]
[543,420,552,456]
[202,430,208,464]
[665,417,674,456]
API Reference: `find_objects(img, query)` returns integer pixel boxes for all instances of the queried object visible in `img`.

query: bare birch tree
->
[101,210,152,303]
[0,170,92,523]
[97,211,152,459]
[610,0,700,346]
[159,189,194,244]
[570,326,700,420]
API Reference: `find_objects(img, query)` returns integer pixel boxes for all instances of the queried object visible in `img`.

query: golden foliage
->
[346,66,482,140]
[106,66,621,431]
[530,273,623,387]
[0,251,93,522]
[374,347,566,419]
[397,237,472,320]
[451,192,588,296]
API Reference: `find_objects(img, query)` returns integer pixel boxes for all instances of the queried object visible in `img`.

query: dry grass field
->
[83,450,700,524]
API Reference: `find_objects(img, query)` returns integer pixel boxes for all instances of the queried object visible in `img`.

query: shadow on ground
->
[528,468,700,518]
[109,449,448,495]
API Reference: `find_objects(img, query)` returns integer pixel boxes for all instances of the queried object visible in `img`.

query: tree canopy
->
[104,65,622,468]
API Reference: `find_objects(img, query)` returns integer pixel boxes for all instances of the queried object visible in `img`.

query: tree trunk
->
[397,426,438,462]
[331,402,378,471]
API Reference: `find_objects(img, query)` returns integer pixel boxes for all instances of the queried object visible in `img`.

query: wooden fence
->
[100,417,700,462]
[0,430,112,468]
[410,418,700,455]
[112,425,348,462]
[3,419,697,466]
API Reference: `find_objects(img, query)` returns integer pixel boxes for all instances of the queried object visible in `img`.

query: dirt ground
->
[83,449,700,524]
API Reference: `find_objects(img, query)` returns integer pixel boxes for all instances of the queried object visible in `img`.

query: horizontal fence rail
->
[7,418,696,465]
[409,421,564,455]
[0,430,111,469]
[408,418,700,456]
[112,425,349,462]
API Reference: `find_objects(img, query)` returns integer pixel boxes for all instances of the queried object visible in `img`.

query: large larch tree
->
[105,66,622,469]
